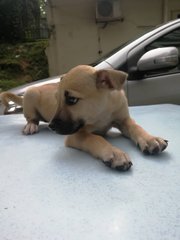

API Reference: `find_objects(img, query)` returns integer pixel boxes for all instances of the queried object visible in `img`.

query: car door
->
[127,27,180,106]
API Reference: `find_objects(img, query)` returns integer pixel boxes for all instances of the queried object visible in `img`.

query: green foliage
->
[39,0,47,17]
[0,40,49,91]
[0,0,41,42]
[0,0,48,91]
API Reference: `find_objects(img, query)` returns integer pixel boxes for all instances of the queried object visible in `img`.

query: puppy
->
[1,65,168,171]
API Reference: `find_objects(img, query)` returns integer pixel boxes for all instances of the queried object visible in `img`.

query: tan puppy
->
[1,65,168,171]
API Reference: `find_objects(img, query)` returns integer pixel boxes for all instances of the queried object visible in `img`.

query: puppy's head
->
[49,65,127,135]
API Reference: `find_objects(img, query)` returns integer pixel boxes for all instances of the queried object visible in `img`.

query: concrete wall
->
[46,0,180,75]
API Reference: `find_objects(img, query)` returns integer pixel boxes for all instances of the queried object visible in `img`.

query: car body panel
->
[9,76,60,95]
[127,73,180,106]
[0,104,180,239]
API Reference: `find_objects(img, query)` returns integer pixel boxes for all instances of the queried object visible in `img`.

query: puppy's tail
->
[0,92,23,113]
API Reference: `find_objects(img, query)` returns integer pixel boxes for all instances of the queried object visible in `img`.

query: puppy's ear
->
[96,69,128,90]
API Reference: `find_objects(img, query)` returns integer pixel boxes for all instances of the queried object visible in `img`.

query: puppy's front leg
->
[23,88,40,135]
[65,131,132,171]
[120,118,168,154]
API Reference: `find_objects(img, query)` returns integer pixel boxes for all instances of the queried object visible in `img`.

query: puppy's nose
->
[49,119,60,131]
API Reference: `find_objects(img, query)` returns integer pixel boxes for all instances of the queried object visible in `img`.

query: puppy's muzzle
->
[49,118,84,135]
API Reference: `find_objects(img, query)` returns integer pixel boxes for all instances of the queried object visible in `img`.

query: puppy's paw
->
[102,147,132,171]
[23,123,39,135]
[137,137,168,155]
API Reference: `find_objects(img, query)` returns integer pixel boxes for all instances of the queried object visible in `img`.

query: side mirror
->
[137,47,179,71]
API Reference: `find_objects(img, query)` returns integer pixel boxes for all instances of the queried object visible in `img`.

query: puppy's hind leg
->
[23,88,40,135]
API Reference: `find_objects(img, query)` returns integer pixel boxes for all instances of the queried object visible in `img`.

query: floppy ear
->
[96,69,128,90]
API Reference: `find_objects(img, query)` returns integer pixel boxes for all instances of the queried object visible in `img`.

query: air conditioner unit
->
[96,0,122,23]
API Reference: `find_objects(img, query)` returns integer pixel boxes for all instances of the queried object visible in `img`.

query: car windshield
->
[91,22,171,66]
[91,42,129,66]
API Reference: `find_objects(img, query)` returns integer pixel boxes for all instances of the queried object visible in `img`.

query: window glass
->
[144,28,180,77]
[146,28,180,52]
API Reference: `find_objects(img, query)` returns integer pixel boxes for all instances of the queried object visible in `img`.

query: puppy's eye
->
[65,91,79,105]
[66,96,79,105]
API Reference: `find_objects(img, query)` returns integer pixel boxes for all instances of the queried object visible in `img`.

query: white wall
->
[46,0,180,75]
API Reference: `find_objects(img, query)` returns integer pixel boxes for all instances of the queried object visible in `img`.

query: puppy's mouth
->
[49,118,85,135]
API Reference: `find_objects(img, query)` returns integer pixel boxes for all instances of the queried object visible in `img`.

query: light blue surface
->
[0,104,180,240]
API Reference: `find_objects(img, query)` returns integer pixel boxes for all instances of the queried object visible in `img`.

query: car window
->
[146,28,180,52]
[143,28,180,77]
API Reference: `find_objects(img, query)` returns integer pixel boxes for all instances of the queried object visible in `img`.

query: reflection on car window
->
[146,28,180,52]
[91,28,155,66]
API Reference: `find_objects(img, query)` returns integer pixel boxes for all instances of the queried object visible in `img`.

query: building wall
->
[46,0,180,75]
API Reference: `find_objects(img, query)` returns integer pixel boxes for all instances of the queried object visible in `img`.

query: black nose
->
[49,119,62,131]
[49,118,84,135]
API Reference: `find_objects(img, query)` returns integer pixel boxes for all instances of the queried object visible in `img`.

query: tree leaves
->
[0,0,41,42]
